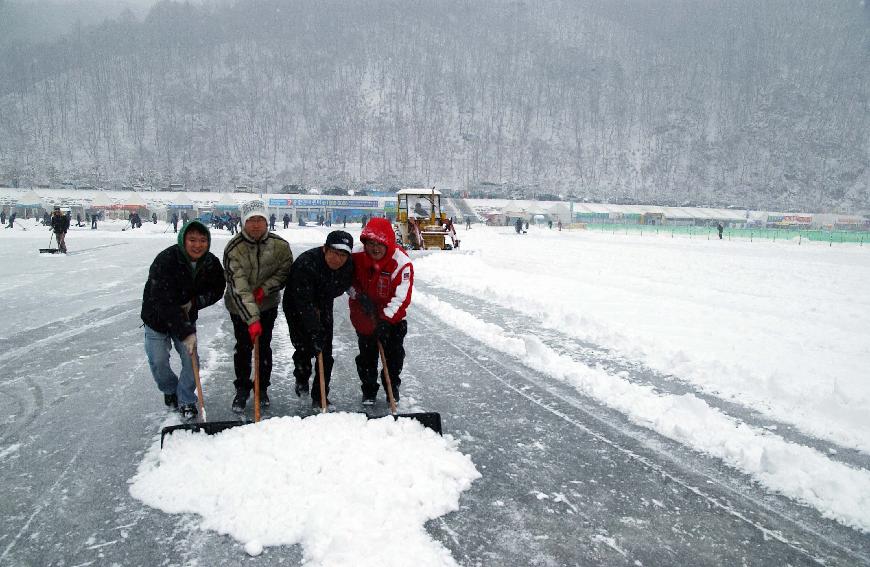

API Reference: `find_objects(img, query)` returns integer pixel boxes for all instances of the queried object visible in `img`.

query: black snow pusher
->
[39,234,60,254]
[373,340,442,435]
[160,344,255,447]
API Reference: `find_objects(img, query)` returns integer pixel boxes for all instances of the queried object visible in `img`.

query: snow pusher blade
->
[160,419,250,447]
[39,233,60,254]
[160,347,253,448]
[376,341,443,435]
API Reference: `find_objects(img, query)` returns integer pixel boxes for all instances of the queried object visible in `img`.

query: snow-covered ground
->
[413,225,870,532]
[1,218,868,565]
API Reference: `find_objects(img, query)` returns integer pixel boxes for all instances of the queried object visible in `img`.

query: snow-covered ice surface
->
[1,218,868,566]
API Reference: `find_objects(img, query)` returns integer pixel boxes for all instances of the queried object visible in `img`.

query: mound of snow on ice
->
[129,413,480,566]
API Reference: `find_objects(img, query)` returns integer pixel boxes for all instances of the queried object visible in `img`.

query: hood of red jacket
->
[359,217,397,255]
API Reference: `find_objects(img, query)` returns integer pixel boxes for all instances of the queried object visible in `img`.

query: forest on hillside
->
[0,0,867,211]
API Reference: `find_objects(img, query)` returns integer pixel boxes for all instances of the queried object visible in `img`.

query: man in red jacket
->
[348,217,414,406]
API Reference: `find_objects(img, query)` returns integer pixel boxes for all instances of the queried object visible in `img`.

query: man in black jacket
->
[141,220,226,419]
[282,230,354,407]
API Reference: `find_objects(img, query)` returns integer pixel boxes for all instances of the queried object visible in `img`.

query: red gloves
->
[253,287,265,305]
[248,321,262,342]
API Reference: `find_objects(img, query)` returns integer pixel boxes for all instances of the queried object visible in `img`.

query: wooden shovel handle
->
[316,352,328,413]
[190,347,206,423]
[377,340,397,416]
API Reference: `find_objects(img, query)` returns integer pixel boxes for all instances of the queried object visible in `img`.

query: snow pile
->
[129,413,479,565]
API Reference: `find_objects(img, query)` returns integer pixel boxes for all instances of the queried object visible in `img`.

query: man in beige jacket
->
[224,199,293,412]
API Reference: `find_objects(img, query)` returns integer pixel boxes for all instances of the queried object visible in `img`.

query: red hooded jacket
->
[348,217,414,335]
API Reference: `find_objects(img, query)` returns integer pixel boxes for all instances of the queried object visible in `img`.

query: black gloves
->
[358,293,376,317]
[375,320,391,343]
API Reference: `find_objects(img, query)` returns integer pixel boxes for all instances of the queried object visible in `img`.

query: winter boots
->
[164,393,178,410]
[231,389,248,413]
[232,388,269,412]
[294,381,309,397]
[180,404,198,420]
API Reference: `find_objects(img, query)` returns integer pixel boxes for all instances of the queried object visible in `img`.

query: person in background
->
[171,212,179,233]
[282,212,290,229]
[283,230,354,407]
[269,212,277,231]
[152,212,158,224]
[348,218,414,405]
[7,211,16,228]
[0,209,5,226]
[717,222,724,240]
[224,199,293,413]
[141,220,225,419]
[515,217,523,234]
[50,207,70,253]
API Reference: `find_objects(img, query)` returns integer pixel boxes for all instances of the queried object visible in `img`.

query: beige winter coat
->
[223,229,293,324]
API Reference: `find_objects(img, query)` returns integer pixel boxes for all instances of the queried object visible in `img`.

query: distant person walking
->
[282,213,290,229]
[466,217,472,230]
[171,212,179,233]
[7,211,16,228]
[515,217,523,234]
[50,207,70,253]
[0,209,5,226]
[717,222,724,240]
[269,213,277,231]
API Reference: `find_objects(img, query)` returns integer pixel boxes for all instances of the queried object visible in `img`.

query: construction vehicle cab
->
[394,188,459,250]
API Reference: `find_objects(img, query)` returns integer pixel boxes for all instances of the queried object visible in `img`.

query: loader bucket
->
[160,420,252,448]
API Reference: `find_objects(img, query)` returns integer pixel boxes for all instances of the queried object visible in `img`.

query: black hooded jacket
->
[282,246,353,342]
[140,221,226,339]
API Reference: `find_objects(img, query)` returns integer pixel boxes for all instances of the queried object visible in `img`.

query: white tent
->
[89,192,114,209]
[16,190,44,207]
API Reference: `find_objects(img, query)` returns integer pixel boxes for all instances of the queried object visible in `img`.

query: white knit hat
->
[240,199,268,225]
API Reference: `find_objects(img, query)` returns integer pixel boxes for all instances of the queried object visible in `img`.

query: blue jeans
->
[144,325,196,406]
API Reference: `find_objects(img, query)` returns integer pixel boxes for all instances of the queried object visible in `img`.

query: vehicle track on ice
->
[417,283,870,471]
[410,284,869,566]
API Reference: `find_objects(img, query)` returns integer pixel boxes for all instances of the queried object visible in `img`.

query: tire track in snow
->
[419,283,870,471]
[412,306,870,566]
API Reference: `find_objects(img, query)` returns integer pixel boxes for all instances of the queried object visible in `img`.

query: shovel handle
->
[316,352,328,413]
[377,340,397,416]
[190,347,206,423]
[253,341,260,423]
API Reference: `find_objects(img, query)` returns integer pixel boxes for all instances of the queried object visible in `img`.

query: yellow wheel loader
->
[394,187,460,250]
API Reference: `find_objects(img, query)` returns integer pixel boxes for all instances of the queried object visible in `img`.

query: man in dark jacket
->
[283,230,354,407]
[141,220,226,419]
[50,207,70,253]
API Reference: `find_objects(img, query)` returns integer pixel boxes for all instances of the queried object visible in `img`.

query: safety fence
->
[582,223,868,245]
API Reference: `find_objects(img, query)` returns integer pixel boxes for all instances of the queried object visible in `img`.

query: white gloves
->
[182,333,197,356]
